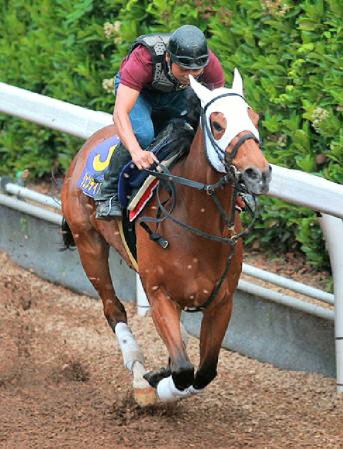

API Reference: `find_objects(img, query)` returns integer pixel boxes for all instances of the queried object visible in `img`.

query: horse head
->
[189,69,271,194]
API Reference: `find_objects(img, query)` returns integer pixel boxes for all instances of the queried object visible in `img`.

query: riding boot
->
[94,143,131,219]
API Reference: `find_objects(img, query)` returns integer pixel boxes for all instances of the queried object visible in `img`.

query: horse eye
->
[212,121,224,132]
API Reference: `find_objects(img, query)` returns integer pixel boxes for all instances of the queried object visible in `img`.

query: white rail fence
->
[1,82,342,391]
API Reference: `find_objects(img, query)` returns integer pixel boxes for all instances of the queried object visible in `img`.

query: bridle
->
[139,91,262,312]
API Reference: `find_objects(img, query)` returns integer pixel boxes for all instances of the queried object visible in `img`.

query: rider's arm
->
[113,84,141,155]
[113,84,158,170]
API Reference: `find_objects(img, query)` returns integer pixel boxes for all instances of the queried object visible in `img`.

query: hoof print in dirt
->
[52,361,90,383]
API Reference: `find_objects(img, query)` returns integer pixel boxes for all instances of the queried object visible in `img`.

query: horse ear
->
[248,108,260,127]
[232,68,244,96]
[189,75,212,107]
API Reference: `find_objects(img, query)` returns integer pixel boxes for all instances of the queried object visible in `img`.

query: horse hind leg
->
[72,226,127,329]
[70,224,156,405]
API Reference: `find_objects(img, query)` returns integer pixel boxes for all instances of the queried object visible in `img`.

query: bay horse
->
[61,69,271,405]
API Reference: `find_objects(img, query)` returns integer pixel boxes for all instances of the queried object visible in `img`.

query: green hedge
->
[1,0,342,270]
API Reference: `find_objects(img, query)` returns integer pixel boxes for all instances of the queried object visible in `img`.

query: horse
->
[61,69,271,406]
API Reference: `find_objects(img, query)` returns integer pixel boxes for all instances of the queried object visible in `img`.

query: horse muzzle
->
[241,164,272,194]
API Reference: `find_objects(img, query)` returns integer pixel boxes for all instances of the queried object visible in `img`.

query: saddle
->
[119,119,194,211]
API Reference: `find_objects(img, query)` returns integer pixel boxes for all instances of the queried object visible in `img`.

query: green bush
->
[0,0,342,270]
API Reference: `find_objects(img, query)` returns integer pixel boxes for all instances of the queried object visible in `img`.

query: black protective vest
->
[129,33,187,93]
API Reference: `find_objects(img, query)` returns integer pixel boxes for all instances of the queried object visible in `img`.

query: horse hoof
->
[134,387,157,407]
[143,367,171,388]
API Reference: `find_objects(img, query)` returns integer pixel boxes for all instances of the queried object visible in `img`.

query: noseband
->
[201,92,260,167]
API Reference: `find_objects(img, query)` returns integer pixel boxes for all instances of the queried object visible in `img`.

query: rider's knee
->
[135,123,154,149]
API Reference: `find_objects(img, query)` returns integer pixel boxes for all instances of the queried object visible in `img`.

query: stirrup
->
[95,196,122,219]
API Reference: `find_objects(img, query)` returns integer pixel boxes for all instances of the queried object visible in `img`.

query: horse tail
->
[61,217,76,250]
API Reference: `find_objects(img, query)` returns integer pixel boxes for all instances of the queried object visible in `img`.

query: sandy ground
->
[0,251,342,449]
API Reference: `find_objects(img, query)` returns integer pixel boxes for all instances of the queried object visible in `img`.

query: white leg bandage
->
[157,375,203,402]
[115,322,145,372]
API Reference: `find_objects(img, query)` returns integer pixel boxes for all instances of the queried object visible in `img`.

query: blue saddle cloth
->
[77,135,120,197]
[77,134,170,208]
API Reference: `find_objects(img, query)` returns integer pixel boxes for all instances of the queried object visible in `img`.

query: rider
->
[95,24,225,219]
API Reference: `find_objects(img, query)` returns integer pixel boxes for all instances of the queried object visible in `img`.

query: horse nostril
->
[242,166,271,194]
[262,165,272,181]
[244,168,260,181]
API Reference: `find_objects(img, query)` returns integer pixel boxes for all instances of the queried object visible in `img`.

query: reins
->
[138,92,260,312]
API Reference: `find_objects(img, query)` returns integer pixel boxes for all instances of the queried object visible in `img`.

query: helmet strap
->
[165,57,185,89]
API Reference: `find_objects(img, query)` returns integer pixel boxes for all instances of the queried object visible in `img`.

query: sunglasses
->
[172,54,209,67]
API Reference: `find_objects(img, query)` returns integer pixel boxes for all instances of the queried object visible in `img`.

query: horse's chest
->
[157,261,218,306]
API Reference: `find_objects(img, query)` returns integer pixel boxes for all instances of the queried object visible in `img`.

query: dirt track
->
[0,251,342,449]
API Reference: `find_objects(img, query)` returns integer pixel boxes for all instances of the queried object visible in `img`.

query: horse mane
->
[184,90,201,131]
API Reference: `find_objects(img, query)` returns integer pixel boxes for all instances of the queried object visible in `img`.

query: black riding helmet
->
[167,25,209,70]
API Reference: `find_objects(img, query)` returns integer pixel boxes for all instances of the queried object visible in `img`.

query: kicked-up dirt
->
[0,251,342,449]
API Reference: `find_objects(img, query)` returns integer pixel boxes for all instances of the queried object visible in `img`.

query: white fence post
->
[319,214,343,393]
[136,274,150,316]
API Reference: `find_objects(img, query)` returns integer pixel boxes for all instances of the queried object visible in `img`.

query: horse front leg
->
[148,289,195,401]
[73,227,155,405]
[193,294,233,390]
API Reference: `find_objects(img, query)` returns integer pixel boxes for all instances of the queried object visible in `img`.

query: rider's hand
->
[131,148,159,170]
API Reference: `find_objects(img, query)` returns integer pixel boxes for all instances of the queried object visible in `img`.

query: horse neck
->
[175,126,235,229]
[180,127,216,181]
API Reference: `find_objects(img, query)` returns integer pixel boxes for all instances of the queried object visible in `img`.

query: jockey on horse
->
[94,24,225,219]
